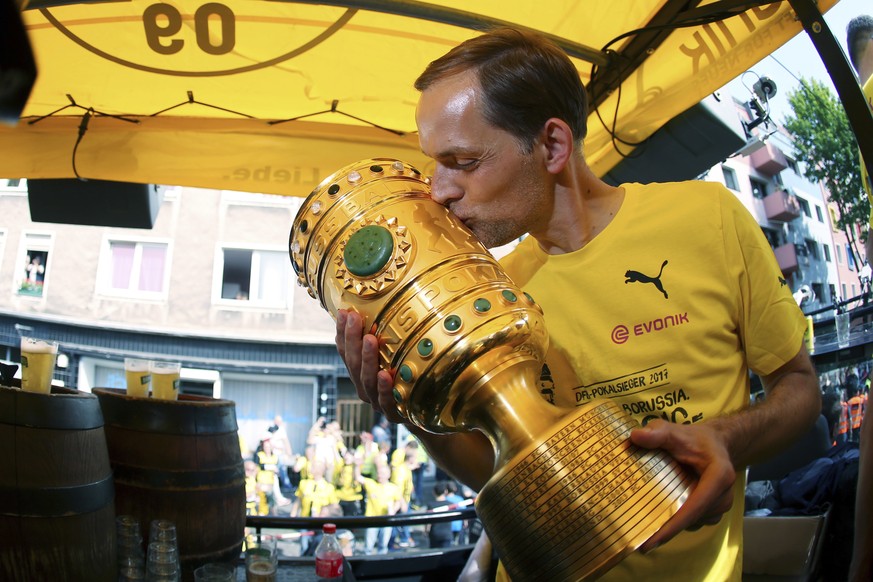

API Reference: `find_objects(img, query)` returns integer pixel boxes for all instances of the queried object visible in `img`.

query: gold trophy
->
[290,158,692,580]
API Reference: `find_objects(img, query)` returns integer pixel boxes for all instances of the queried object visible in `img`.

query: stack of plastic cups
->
[147,520,180,582]
[117,515,146,581]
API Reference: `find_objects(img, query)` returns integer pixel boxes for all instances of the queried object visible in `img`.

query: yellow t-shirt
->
[390,463,414,503]
[334,463,363,502]
[362,478,403,517]
[496,181,805,582]
[295,478,339,517]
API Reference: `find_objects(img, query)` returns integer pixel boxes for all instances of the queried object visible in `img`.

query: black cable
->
[588,5,768,159]
[72,108,93,181]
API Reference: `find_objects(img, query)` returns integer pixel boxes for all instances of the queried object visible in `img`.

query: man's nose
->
[428,167,461,206]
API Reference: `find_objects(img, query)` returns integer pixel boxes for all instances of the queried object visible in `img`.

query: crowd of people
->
[821,370,869,446]
[240,414,476,555]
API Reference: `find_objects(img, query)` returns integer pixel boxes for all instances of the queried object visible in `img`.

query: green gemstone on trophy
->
[417,338,433,357]
[399,364,413,383]
[474,298,491,312]
[343,225,394,277]
[393,388,403,403]
[501,290,517,302]
[444,315,462,331]
[523,292,534,304]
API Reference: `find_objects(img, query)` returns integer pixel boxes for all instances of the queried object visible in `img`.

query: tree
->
[783,77,868,263]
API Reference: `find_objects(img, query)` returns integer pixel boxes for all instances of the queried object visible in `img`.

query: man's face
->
[415,71,553,249]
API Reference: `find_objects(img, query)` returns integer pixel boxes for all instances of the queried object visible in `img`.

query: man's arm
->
[850,413,873,582]
[336,309,495,491]
[634,345,820,551]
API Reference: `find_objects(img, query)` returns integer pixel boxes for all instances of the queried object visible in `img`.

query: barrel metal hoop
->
[112,463,245,489]
[0,386,104,430]
[94,388,238,435]
[0,473,114,517]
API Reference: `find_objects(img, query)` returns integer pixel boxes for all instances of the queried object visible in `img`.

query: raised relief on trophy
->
[290,158,693,581]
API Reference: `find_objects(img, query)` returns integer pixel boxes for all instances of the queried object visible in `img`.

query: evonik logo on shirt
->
[611,312,690,344]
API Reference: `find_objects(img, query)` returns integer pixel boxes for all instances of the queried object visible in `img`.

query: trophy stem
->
[453,352,566,472]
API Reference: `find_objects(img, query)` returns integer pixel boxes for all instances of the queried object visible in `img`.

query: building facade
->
[0,180,355,454]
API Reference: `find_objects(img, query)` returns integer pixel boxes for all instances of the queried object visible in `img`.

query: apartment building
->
[0,180,352,454]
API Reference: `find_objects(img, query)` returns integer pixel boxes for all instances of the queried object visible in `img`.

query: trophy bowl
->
[290,158,692,580]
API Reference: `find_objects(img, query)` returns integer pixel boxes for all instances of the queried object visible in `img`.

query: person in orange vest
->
[849,386,865,442]
[837,387,851,445]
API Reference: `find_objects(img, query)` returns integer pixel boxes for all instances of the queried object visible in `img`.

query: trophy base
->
[476,400,692,581]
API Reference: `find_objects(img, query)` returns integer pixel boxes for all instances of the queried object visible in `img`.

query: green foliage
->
[783,78,868,236]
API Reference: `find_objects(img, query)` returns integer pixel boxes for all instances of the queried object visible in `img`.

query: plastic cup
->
[193,563,235,582]
[20,337,58,394]
[116,515,142,537]
[835,313,850,348]
[150,361,181,400]
[125,358,151,397]
[147,541,180,579]
[149,520,178,545]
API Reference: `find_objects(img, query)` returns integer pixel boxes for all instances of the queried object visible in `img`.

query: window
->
[761,227,780,249]
[1,178,24,190]
[836,245,843,264]
[99,239,170,297]
[797,197,811,218]
[786,158,799,174]
[812,283,824,303]
[218,248,290,306]
[829,207,840,231]
[722,166,739,191]
[805,239,819,260]
[750,178,768,199]
[824,244,831,262]
[815,205,824,223]
[17,233,52,298]
[847,245,856,271]
[0,230,5,272]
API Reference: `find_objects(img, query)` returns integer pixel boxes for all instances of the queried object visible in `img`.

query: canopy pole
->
[788,0,873,184]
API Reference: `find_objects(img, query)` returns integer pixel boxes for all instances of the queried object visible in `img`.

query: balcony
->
[764,189,802,222]
[750,142,789,175]
[774,243,799,274]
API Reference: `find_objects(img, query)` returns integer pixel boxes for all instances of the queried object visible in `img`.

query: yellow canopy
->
[2,0,839,196]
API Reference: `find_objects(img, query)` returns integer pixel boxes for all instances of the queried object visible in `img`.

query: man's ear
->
[539,118,574,174]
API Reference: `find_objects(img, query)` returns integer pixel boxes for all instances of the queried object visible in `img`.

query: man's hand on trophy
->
[630,419,736,553]
[336,309,405,423]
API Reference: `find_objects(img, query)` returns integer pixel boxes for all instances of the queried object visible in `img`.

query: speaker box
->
[27,179,164,229]
[1,0,37,124]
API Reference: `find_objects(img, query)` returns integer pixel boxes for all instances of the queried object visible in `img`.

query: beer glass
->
[150,361,180,401]
[245,536,277,582]
[125,358,151,398]
[19,337,58,394]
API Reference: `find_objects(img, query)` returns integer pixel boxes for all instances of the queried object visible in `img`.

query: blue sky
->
[725,0,869,124]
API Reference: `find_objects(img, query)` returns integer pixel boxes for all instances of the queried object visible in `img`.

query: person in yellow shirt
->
[389,449,419,548]
[244,460,263,516]
[334,450,364,516]
[335,27,820,582]
[356,461,403,554]
[293,460,340,518]
[255,438,290,515]
[294,460,340,555]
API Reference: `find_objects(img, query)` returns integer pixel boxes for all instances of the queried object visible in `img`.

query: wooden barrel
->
[0,382,116,582]
[93,388,245,581]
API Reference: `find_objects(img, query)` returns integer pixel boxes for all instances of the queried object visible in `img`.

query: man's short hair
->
[414,27,589,152]
[847,15,873,74]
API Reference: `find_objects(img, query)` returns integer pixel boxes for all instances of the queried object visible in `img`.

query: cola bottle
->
[314,523,343,581]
